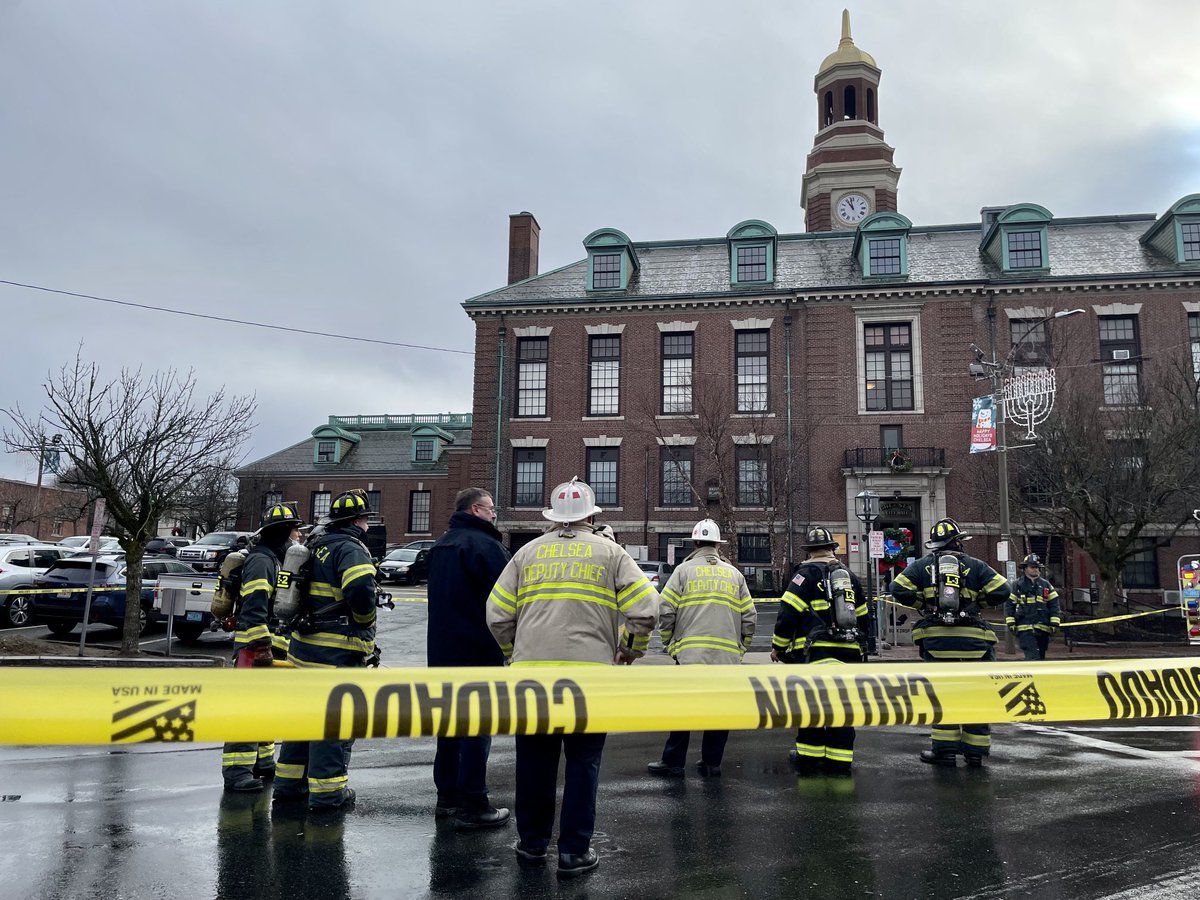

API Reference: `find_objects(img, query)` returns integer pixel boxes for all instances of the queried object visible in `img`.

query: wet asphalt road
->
[4,592,1200,899]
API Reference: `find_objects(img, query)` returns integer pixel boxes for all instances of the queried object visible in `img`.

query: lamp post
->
[969,308,1084,582]
[855,488,880,655]
[32,433,63,541]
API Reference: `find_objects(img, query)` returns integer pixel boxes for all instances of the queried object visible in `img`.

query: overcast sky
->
[1,0,1197,482]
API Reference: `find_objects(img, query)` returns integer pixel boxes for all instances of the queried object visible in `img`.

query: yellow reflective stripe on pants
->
[290,632,374,654]
[276,763,305,779]
[794,742,824,758]
[256,743,276,760]
[962,732,991,749]
[824,746,853,763]
[309,775,348,793]
[222,751,257,765]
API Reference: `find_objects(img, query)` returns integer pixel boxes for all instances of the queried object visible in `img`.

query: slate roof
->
[464,215,1188,311]
[238,423,473,477]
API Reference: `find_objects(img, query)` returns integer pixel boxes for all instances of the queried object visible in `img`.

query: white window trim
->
[1003,305,1053,321]
[513,325,553,337]
[1183,301,1200,313]
[1092,302,1143,316]
[731,317,774,330]
[656,435,697,447]
[732,433,774,445]
[583,436,623,447]
[585,323,626,335]
[509,436,549,448]
[657,321,699,333]
[854,305,925,415]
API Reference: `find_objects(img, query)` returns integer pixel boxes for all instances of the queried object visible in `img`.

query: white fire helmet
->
[542,476,604,523]
[691,518,725,544]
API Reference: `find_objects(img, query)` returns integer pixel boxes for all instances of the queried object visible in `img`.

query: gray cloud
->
[1,0,1196,480]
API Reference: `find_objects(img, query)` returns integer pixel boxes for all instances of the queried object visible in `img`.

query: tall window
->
[1009,319,1051,370]
[311,491,331,522]
[868,238,902,276]
[738,533,771,564]
[516,337,548,417]
[736,445,771,506]
[880,425,903,452]
[513,449,545,507]
[408,491,431,533]
[1122,542,1159,589]
[864,323,913,411]
[263,491,282,512]
[736,330,769,412]
[1189,313,1200,382]
[586,447,619,506]
[592,253,621,289]
[660,447,693,506]
[1099,316,1141,405]
[414,439,435,461]
[661,333,694,414]
[1007,231,1043,268]
[316,440,336,462]
[736,245,767,282]
[366,491,382,520]
[588,336,621,415]
[51,518,64,536]
[1182,222,1200,261]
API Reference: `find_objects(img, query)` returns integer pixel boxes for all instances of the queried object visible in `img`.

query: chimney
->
[507,211,540,284]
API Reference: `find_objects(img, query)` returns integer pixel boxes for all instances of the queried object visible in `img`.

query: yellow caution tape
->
[3,657,1200,746]
[878,596,1175,630]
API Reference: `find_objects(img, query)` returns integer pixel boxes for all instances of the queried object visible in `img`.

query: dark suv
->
[175,531,252,573]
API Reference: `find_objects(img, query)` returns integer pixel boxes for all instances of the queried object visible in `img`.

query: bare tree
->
[174,468,240,535]
[4,354,256,654]
[1010,355,1200,618]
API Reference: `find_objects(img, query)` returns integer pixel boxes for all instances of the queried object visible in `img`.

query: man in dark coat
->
[426,487,512,828]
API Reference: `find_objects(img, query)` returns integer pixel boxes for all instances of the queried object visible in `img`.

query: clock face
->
[836,193,870,224]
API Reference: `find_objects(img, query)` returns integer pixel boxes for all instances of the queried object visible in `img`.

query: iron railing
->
[842,447,946,469]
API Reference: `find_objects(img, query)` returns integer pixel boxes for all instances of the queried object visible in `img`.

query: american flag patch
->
[791,573,805,587]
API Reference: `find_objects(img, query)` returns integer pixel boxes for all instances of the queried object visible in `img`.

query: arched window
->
[866,88,875,123]
[843,85,857,120]
[823,91,834,127]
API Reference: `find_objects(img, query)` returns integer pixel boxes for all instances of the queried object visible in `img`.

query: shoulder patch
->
[790,573,805,588]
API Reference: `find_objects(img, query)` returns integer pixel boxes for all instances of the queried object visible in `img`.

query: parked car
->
[176,531,252,573]
[30,556,200,637]
[401,539,436,552]
[638,560,671,587]
[0,544,80,627]
[59,535,121,550]
[144,537,191,557]
[377,547,430,585]
[0,533,40,544]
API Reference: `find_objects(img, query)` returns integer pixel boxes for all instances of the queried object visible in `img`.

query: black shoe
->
[965,754,985,768]
[789,749,823,776]
[224,775,263,793]
[455,805,511,829]
[434,793,458,817]
[696,762,721,777]
[647,760,685,777]
[252,765,276,781]
[514,842,548,865]
[920,750,957,767]
[309,788,355,813]
[557,848,599,879]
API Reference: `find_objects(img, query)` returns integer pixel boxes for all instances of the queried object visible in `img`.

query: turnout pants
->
[514,732,606,856]
[661,729,729,768]
[1017,630,1050,661]
[222,741,276,784]
[919,641,995,757]
[433,736,493,809]
[791,645,862,767]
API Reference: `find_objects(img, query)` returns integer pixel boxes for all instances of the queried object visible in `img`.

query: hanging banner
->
[970,395,997,453]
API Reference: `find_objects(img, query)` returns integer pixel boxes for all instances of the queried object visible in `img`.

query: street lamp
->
[855,488,880,655]
[32,433,63,540]
[969,308,1084,583]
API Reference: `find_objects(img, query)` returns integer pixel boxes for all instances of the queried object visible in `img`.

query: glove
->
[614,646,640,665]
[236,644,274,668]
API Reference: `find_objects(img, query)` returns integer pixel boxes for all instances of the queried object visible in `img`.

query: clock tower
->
[801,10,902,232]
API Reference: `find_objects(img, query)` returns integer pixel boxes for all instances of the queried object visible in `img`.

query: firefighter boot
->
[920,750,957,767]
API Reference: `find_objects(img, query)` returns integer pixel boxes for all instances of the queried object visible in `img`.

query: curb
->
[0,656,227,668]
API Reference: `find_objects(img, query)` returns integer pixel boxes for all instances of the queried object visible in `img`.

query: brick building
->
[460,14,1200,602]
[0,477,89,542]
[235,414,473,544]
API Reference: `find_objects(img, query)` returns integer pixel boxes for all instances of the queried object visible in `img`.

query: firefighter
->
[222,502,303,792]
[486,477,658,880]
[648,518,755,778]
[892,517,1010,767]
[273,489,379,812]
[1005,553,1062,660]
[771,526,867,775]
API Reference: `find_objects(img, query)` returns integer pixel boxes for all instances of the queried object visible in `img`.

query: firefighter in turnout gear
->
[222,502,302,793]
[273,489,379,812]
[487,477,658,880]
[892,517,1010,767]
[771,526,867,775]
[648,519,755,778]
[1005,554,1061,660]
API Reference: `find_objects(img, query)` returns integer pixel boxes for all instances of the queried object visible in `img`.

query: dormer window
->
[853,212,911,278]
[981,203,1052,274]
[1140,195,1200,267]
[584,228,638,292]
[410,423,455,464]
[310,419,360,464]
[414,439,435,461]
[727,220,777,286]
[316,440,336,463]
